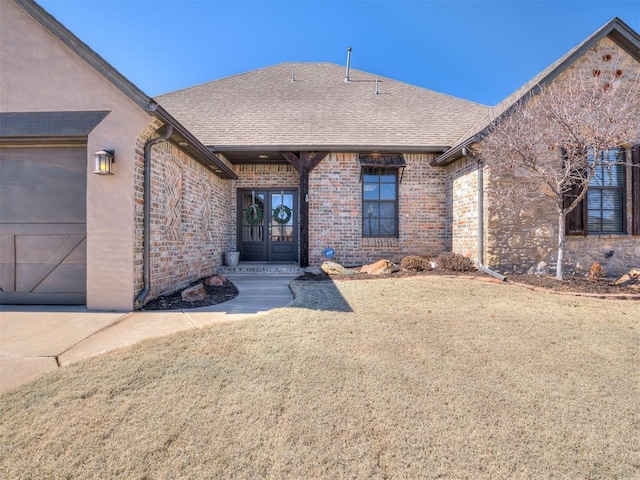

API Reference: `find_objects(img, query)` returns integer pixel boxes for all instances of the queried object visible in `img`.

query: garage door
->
[0,146,86,304]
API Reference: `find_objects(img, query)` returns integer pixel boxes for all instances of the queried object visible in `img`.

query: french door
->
[238,189,297,262]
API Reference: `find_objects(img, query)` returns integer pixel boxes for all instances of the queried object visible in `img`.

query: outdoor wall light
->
[93,149,115,175]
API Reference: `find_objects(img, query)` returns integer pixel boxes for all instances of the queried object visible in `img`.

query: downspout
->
[462,147,507,281]
[134,125,174,309]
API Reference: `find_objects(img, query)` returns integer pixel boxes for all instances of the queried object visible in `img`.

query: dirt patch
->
[139,279,238,310]
[507,273,640,296]
[299,268,640,297]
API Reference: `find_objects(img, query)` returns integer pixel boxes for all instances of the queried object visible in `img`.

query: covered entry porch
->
[226,150,329,267]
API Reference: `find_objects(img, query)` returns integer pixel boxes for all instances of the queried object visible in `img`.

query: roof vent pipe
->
[345,47,352,82]
[375,78,379,95]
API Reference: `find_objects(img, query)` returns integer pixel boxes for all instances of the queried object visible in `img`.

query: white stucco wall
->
[1,0,153,310]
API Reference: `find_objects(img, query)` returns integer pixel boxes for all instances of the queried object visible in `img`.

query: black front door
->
[238,189,297,262]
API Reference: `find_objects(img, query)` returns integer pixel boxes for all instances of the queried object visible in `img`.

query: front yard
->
[1,276,638,479]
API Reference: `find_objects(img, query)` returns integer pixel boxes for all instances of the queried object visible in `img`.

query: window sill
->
[362,237,400,248]
[567,233,633,239]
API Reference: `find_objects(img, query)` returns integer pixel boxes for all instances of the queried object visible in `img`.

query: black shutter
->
[632,145,640,236]
[565,183,587,235]
[562,148,587,235]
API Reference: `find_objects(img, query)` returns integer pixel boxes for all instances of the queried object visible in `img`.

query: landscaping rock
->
[181,283,206,302]
[204,275,224,287]
[360,259,395,275]
[614,267,640,286]
[304,266,324,275]
[534,261,550,275]
[321,261,346,275]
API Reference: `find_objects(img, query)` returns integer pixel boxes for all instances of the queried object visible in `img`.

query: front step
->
[219,262,305,275]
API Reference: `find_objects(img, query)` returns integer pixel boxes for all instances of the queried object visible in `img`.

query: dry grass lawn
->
[1,276,639,479]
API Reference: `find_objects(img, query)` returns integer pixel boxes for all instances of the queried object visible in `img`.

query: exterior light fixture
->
[93,149,114,175]
[258,154,269,159]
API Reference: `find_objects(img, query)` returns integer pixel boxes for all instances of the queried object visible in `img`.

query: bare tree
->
[476,52,640,280]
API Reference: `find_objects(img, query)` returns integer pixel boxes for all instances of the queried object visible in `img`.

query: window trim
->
[361,167,399,238]
[586,150,626,234]
[565,147,630,236]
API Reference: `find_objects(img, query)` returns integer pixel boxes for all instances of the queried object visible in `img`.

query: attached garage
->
[0,111,107,305]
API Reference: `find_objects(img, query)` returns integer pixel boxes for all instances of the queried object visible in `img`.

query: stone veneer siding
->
[134,125,234,301]
[479,37,639,276]
[309,153,447,266]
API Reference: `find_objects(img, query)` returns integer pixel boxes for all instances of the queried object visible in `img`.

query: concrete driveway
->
[0,275,296,394]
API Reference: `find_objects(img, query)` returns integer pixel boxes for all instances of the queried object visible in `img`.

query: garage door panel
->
[31,264,86,293]
[0,293,86,304]
[15,235,71,263]
[0,146,86,305]
[0,156,86,184]
[62,238,86,263]
[14,235,86,264]
[0,183,86,224]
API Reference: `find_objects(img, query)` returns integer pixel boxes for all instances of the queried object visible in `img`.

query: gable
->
[433,17,640,166]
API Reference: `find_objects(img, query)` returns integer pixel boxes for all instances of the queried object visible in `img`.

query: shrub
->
[401,255,432,272]
[435,252,476,272]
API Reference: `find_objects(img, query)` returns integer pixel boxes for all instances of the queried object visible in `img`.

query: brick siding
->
[309,153,447,266]
[134,126,234,301]
[446,156,482,261]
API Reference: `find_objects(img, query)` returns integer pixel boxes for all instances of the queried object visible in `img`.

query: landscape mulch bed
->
[139,280,239,311]
[298,268,640,298]
[141,268,638,311]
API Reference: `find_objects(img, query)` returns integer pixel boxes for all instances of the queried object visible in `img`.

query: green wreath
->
[273,204,292,224]
[244,205,264,225]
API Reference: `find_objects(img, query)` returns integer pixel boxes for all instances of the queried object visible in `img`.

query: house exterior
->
[434,19,640,276]
[1,0,638,310]
[1,0,236,310]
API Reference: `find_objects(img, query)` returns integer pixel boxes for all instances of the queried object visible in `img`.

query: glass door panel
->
[268,191,297,262]
[238,189,297,262]
[239,191,266,261]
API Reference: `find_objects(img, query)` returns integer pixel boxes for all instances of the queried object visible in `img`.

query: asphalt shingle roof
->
[156,63,489,150]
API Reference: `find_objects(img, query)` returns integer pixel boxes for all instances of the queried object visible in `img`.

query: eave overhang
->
[431,17,640,168]
[14,0,236,180]
[150,104,237,179]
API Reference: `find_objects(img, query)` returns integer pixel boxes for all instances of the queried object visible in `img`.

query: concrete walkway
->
[0,274,297,395]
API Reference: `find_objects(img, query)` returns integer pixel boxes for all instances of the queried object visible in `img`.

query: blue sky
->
[38,0,640,106]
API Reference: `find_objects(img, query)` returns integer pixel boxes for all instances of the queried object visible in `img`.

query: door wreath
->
[244,205,264,225]
[273,204,292,224]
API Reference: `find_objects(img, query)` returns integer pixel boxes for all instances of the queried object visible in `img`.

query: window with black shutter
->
[565,147,629,235]
[586,149,625,234]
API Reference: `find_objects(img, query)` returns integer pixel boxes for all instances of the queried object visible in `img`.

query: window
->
[565,147,640,236]
[587,149,624,233]
[362,168,398,237]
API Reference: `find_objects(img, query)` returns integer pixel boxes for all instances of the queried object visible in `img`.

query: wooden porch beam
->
[280,151,302,171]
[279,151,330,267]
[280,151,329,172]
